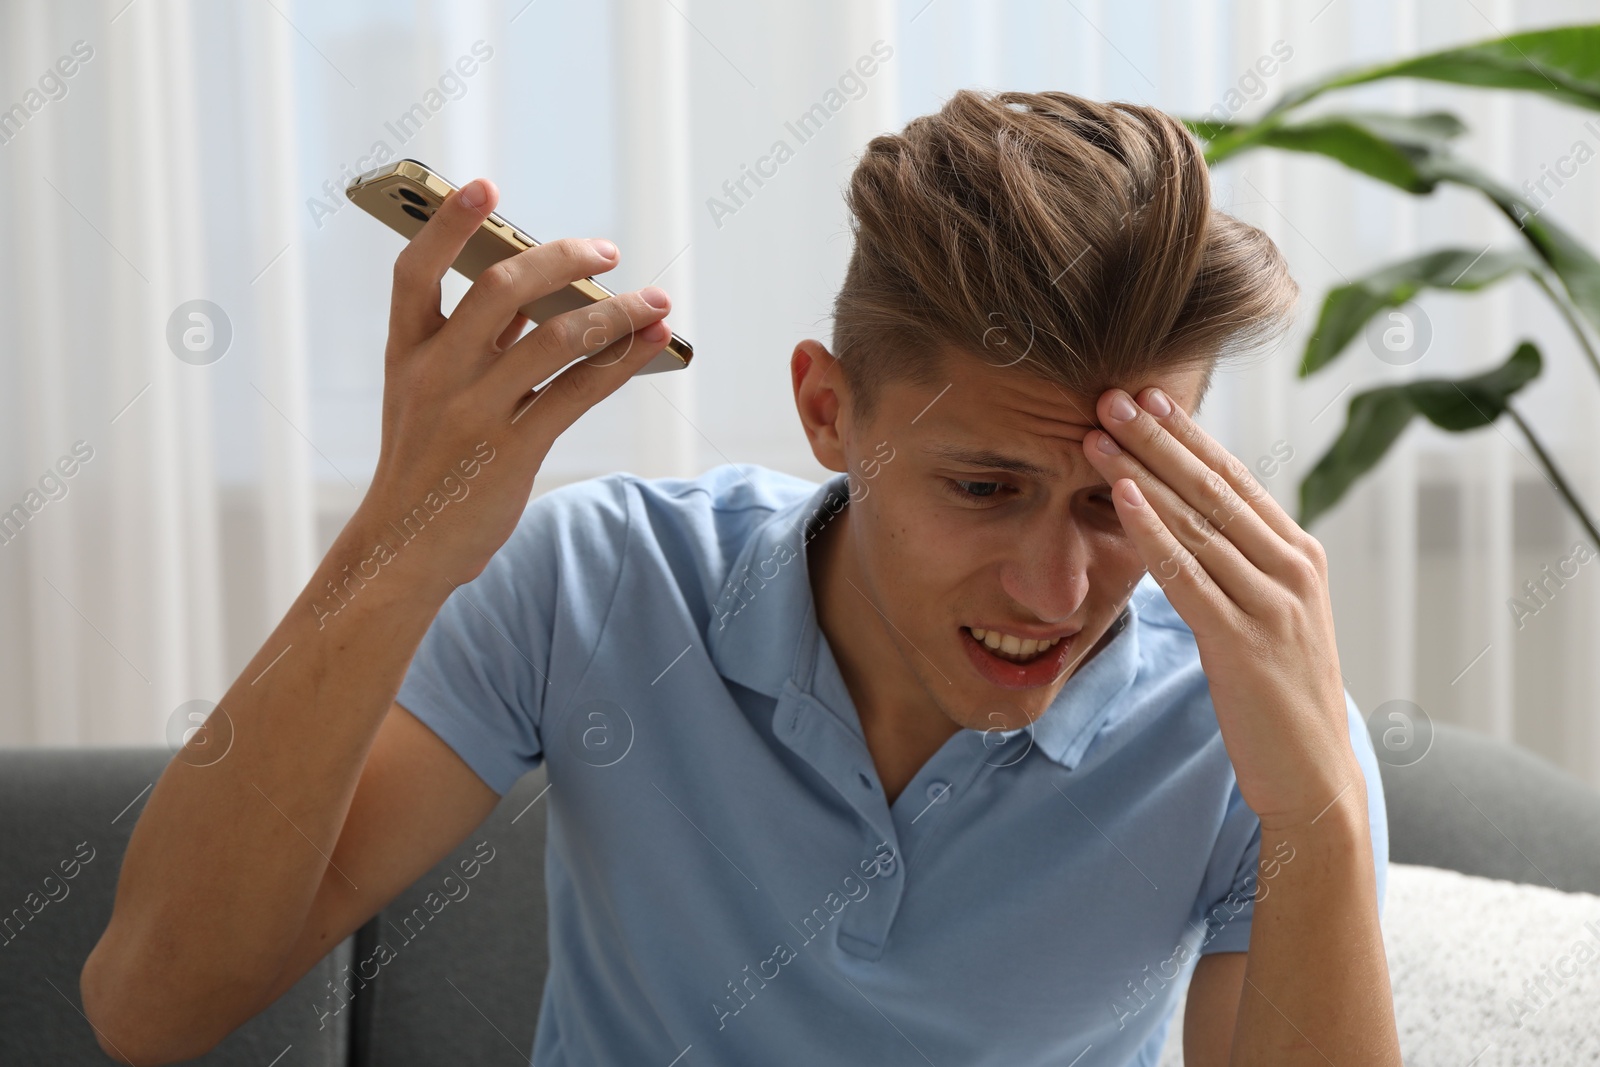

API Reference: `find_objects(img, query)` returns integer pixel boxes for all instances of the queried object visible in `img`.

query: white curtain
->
[3,0,1598,786]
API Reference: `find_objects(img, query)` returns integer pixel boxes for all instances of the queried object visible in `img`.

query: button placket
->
[834,737,996,959]
[771,680,911,951]
[835,842,901,960]
[774,697,911,958]
[892,729,994,840]
[774,687,897,842]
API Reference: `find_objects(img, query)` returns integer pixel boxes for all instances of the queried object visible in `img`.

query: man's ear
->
[791,339,849,474]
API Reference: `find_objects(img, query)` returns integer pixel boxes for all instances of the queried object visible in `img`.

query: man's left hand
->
[1082,386,1362,833]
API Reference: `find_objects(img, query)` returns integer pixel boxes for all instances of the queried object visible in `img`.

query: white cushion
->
[1158,863,1600,1065]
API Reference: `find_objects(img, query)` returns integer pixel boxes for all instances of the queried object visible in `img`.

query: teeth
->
[967,627,1063,661]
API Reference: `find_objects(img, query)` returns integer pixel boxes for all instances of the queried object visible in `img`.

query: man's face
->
[823,347,1208,735]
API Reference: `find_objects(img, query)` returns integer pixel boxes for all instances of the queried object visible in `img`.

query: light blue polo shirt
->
[397,463,1388,1067]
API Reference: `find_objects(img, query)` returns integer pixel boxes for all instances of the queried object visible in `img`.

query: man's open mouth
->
[964,627,1064,664]
[959,624,1079,690]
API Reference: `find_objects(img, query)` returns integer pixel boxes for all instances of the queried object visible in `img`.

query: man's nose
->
[997,522,1090,624]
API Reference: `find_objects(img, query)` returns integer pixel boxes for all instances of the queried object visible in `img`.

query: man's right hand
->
[79,177,672,1065]
[361,176,673,589]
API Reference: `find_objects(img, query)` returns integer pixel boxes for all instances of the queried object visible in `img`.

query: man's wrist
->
[1255,774,1374,902]
[1255,745,1369,835]
[309,505,458,629]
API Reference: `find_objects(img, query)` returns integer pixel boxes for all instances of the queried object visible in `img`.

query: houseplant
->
[1185,24,1600,545]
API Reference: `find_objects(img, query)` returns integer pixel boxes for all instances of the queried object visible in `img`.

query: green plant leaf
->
[1409,338,1542,429]
[1424,155,1600,336]
[1267,25,1600,117]
[1300,247,1541,376]
[1190,111,1600,338]
[1299,389,1417,527]
[1246,118,1445,191]
[1195,110,1465,177]
[1299,342,1543,525]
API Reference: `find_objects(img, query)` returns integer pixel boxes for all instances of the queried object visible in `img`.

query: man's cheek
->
[906,552,972,632]
[1099,538,1150,596]
[867,506,948,614]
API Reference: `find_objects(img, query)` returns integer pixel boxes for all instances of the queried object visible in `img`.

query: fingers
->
[1109,477,1239,629]
[443,237,624,357]
[492,313,529,355]
[486,285,671,400]
[389,178,498,350]
[1087,427,1266,612]
[1129,386,1305,547]
[1093,387,1302,579]
[507,317,674,435]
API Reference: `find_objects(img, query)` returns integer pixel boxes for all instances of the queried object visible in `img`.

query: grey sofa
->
[3,722,1599,1065]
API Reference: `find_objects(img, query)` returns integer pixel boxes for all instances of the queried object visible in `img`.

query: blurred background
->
[1,0,1597,787]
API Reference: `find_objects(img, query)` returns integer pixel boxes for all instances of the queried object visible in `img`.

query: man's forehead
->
[882,356,1207,468]
[914,388,1099,477]
[914,354,1202,414]
[892,366,1084,435]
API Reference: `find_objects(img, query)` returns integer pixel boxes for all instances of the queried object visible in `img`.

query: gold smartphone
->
[344,159,692,374]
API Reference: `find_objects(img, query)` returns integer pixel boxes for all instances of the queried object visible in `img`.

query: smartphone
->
[345,159,692,375]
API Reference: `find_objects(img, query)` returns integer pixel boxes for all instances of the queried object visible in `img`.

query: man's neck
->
[807,496,960,805]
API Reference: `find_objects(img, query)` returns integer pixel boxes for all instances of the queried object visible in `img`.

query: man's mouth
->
[959,625,1079,691]
[964,627,1064,664]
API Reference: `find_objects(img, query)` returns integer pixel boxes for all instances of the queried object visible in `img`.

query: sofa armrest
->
[0,748,353,1066]
[1372,721,1600,895]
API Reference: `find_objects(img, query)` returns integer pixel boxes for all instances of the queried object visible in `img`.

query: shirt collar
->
[1007,598,1141,769]
[705,473,848,698]
[705,473,1147,770]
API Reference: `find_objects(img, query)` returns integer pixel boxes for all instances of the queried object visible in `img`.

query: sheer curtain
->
[2,0,1597,786]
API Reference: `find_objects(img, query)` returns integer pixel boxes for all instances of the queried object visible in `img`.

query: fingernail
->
[592,238,618,259]
[1120,480,1145,506]
[1095,431,1120,455]
[459,180,487,209]
[1108,392,1139,422]
[641,286,670,309]
[1141,388,1173,417]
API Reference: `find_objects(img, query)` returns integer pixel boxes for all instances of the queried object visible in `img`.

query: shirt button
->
[926,780,950,804]
[877,852,897,877]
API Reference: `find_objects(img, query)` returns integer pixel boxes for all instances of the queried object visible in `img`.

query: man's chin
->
[936,666,1070,733]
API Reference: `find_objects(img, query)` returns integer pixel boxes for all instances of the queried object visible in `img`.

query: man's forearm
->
[1229,785,1401,1065]
[82,504,452,1058]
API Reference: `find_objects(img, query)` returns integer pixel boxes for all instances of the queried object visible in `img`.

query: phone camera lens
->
[397,187,428,207]
[401,204,430,222]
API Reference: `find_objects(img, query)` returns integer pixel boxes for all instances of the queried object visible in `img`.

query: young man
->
[83,90,1400,1065]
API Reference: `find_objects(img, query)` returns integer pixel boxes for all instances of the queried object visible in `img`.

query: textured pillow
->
[1157,863,1600,1065]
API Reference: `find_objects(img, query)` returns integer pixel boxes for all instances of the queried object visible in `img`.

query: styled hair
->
[830,89,1298,421]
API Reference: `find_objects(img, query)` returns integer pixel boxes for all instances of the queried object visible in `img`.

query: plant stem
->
[1506,404,1600,549]
[1529,271,1600,387]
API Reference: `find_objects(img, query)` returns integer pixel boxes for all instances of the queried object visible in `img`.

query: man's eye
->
[952,480,1003,499]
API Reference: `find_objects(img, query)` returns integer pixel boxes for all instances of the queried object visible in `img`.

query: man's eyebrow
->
[922,444,1055,478]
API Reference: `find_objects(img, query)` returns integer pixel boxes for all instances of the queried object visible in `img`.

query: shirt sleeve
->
[1194,688,1390,955]
[395,474,632,796]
